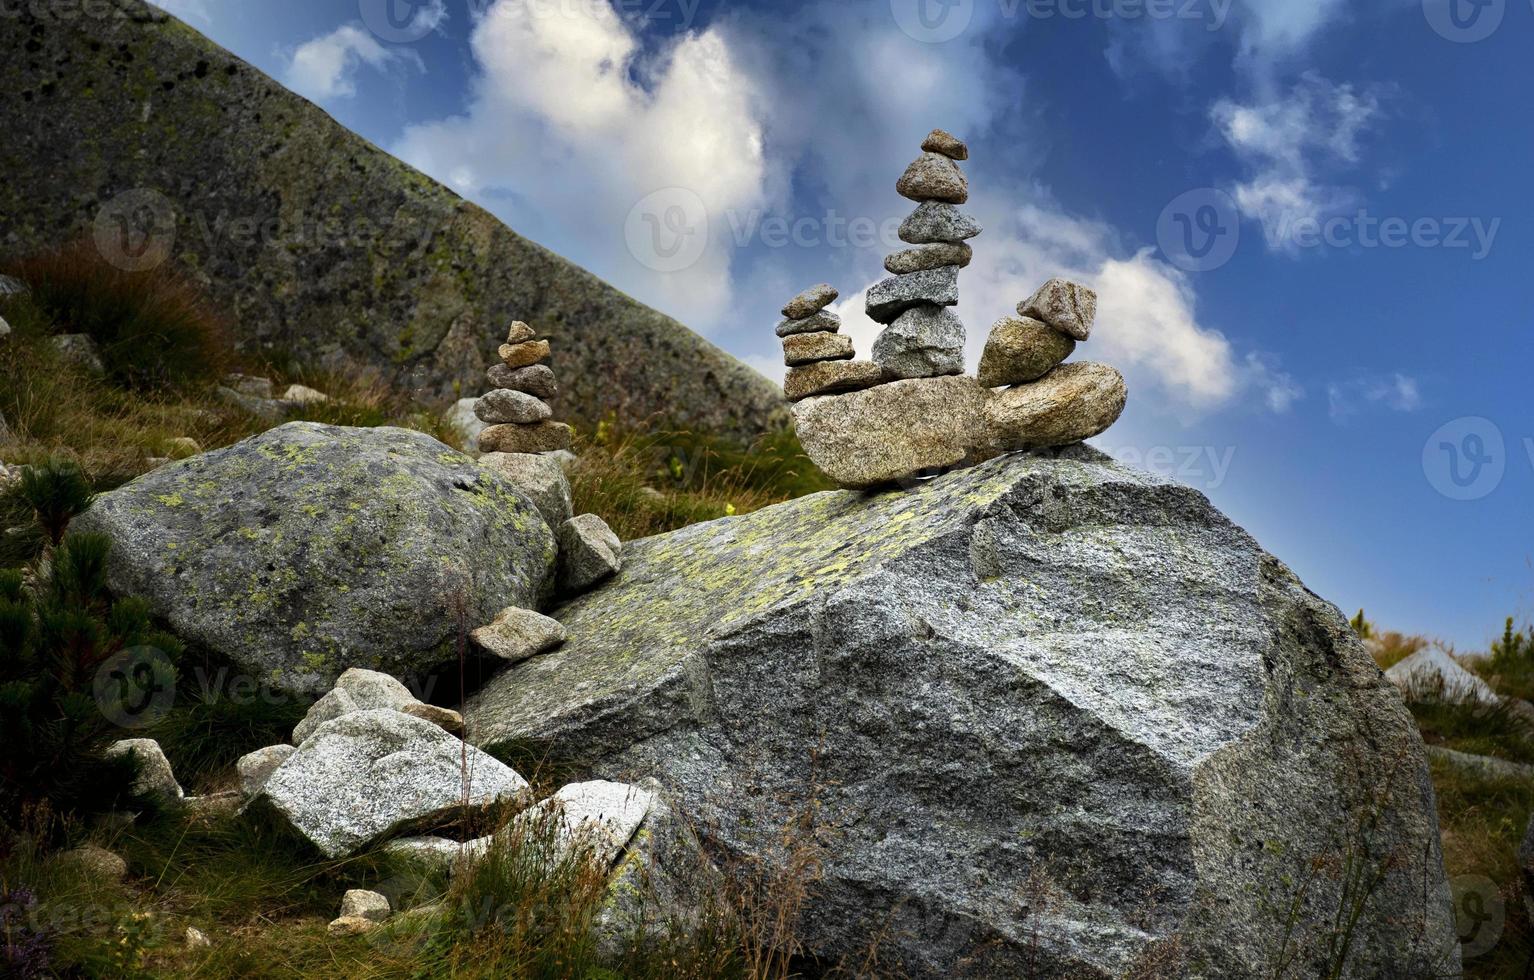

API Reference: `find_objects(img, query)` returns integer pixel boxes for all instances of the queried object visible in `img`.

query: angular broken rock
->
[487,363,559,400]
[865,266,960,324]
[401,702,465,736]
[478,421,574,455]
[258,709,528,858]
[506,321,536,345]
[335,667,418,711]
[558,515,623,593]
[896,152,969,205]
[792,376,989,489]
[775,310,841,338]
[783,332,854,367]
[514,780,655,870]
[976,315,1076,388]
[783,360,886,402]
[898,202,982,245]
[872,306,965,380]
[782,284,839,320]
[471,606,568,664]
[475,389,553,425]
[237,744,296,796]
[327,916,376,937]
[381,835,493,875]
[921,128,969,160]
[1018,278,1097,341]
[884,242,972,275]
[499,339,552,370]
[106,739,184,803]
[340,889,391,923]
[292,687,360,746]
[478,452,574,530]
[984,362,1128,452]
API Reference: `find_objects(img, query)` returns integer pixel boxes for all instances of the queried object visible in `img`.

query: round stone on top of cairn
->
[476,321,574,454]
[777,285,883,402]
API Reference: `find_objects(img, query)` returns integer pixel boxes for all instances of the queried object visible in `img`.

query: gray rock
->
[782,332,854,367]
[442,398,487,448]
[57,844,128,883]
[865,267,960,325]
[921,128,969,160]
[782,284,838,320]
[184,926,211,949]
[474,389,552,425]
[984,362,1128,452]
[1018,278,1097,342]
[976,315,1076,388]
[486,363,559,400]
[471,606,567,664]
[871,306,965,380]
[558,514,622,593]
[224,374,275,399]
[163,436,202,459]
[52,334,105,376]
[0,274,27,296]
[505,321,536,345]
[334,667,419,712]
[1385,645,1498,704]
[783,361,886,402]
[898,202,981,244]
[381,835,493,875]
[340,889,391,923]
[106,739,183,803]
[236,744,296,796]
[478,421,574,455]
[292,688,360,746]
[792,376,989,489]
[401,702,465,736]
[1429,746,1534,782]
[71,423,557,696]
[478,452,574,531]
[514,780,655,869]
[775,310,841,338]
[258,708,528,858]
[282,384,329,406]
[0,314,10,339]
[542,449,579,472]
[884,242,971,275]
[896,152,969,204]
[463,448,1458,979]
[216,386,288,422]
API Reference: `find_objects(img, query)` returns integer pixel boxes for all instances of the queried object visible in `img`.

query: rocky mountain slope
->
[0,0,783,437]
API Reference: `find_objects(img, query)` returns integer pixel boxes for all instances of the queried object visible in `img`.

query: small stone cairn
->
[777,286,883,401]
[474,322,573,455]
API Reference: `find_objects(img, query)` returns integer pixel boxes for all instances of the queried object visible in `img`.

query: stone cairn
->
[475,322,573,455]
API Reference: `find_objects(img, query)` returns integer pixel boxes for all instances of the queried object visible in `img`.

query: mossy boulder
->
[73,423,556,695]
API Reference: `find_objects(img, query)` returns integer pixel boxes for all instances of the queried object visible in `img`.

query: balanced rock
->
[106,739,183,803]
[478,421,574,455]
[865,266,960,324]
[334,667,418,712]
[236,744,296,796]
[558,515,623,593]
[783,361,886,402]
[463,448,1458,978]
[478,452,574,530]
[783,332,854,367]
[920,128,969,160]
[475,389,552,425]
[872,306,965,380]
[775,310,841,338]
[782,284,839,320]
[884,242,971,275]
[1018,278,1097,341]
[505,321,536,345]
[487,363,559,400]
[471,606,568,664]
[985,362,1127,452]
[976,315,1076,388]
[896,152,969,205]
[499,339,551,370]
[71,423,556,695]
[898,202,982,244]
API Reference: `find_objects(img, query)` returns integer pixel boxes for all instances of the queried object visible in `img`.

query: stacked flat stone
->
[976,278,1098,388]
[867,129,978,380]
[476,322,573,454]
[777,284,883,402]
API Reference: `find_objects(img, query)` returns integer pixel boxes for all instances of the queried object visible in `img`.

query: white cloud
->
[1327,373,1421,422]
[283,24,423,101]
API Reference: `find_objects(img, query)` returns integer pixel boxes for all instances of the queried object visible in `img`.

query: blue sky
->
[151,0,1532,650]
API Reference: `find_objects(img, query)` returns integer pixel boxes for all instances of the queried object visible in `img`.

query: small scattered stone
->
[292,687,359,746]
[775,310,841,338]
[478,452,574,530]
[106,739,183,803]
[558,514,622,593]
[327,916,376,937]
[237,744,296,796]
[865,266,960,324]
[976,316,1076,388]
[896,153,968,205]
[53,334,105,376]
[499,339,551,370]
[57,844,127,883]
[783,332,854,367]
[471,606,568,665]
[216,386,286,421]
[921,128,969,160]
[185,926,212,949]
[872,306,965,380]
[223,374,274,399]
[487,363,559,399]
[1018,278,1097,342]
[478,421,574,455]
[475,389,553,425]
[401,702,465,736]
[282,384,329,405]
[340,889,391,923]
[184,791,242,819]
[898,202,981,244]
[984,362,1128,451]
[506,321,536,345]
[884,242,971,275]
[164,436,201,459]
[781,284,838,320]
[783,360,886,402]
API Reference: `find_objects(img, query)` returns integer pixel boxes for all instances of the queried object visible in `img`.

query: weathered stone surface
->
[475,388,553,425]
[775,310,841,338]
[340,889,391,923]
[225,374,275,399]
[921,128,969,160]
[984,362,1127,451]
[871,306,965,379]
[1018,278,1098,341]
[463,448,1458,978]
[52,334,104,376]
[106,739,183,802]
[292,688,360,746]
[57,845,128,883]
[898,202,982,245]
[381,835,493,874]
[401,702,465,736]
[782,332,854,367]
[1386,646,1498,704]
[865,267,960,324]
[471,606,568,664]
[0,1,784,439]
[478,452,574,530]
[782,284,838,320]
[282,384,329,406]
[478,421,574,455]
[791,376,987,489]
[185,926,211,949]
[976,315,1076,388]
[442,398,487,448]
[499,340,551,370]
[327,916,375,937]
[884,242,972,275]
[335,668,418,711]
[783,361,886,402]
[558,515,622,593]
[516,780,655,869]
[896,152,969,204]
[71,423,557,695]
[486,363,559,400]
[237,744,296,797]
[505,321,536,345]
[258,709,528,858]
[216,385,288,421]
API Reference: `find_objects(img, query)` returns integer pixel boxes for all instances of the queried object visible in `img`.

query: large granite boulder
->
[464,447,1458,978]
[72,423,556,694]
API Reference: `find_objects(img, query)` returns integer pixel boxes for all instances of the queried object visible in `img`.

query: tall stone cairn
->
[867,129,978,380]
[777,285,883,402]
[475,322,574,455]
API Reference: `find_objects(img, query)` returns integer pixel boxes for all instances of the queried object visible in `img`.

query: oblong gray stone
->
[865,267,960,324]
[486,363,559,400]
[884,242,972,275]
[775,310,842,338]
[898,203,981,244]
[871,306,965,380]
[475,389,553,425]
[983,362,1127,451]
[783,332,855,367]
